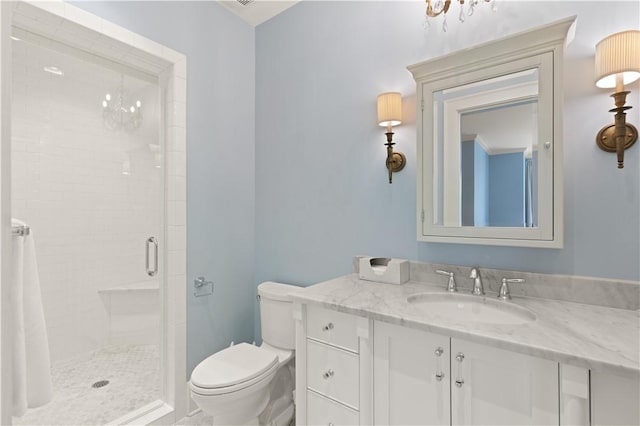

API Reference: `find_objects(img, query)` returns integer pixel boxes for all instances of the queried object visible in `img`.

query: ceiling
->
[217,0,301,26]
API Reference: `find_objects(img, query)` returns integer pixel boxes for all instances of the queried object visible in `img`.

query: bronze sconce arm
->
[595,91,637,169]
[385,131,406,184]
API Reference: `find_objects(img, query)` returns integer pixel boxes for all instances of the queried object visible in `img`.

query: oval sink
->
[406,292,536,325]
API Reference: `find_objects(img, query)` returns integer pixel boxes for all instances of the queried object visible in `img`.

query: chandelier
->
[102,74,142,132]
[424,0,498,32]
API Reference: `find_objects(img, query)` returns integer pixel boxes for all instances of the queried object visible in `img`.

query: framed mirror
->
[408,17,576,248]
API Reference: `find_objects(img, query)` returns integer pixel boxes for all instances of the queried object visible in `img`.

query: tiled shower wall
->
[11,34,161,363]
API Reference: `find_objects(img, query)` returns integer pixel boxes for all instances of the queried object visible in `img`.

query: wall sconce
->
[377,92,406,184]
[595,30,640,169]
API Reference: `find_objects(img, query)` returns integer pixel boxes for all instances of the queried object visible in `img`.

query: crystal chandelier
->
[102,74,142,132]
[424,0,498,32]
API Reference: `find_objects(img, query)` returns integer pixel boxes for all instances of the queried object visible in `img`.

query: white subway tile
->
[167,249,186,277]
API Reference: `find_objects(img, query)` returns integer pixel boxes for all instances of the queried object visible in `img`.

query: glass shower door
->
[10,29,163,425]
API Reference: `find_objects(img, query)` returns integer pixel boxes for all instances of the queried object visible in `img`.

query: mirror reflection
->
[461,99,538,227]
[434,69,539,228]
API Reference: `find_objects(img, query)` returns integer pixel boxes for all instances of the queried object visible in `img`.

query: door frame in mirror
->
[408,17,576,248]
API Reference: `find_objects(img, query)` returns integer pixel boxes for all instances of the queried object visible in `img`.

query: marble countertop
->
[291,274,640,378]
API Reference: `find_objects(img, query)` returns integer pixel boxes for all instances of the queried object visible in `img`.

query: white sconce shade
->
[376,91,406,183]
[377,92,402,127]
[595,30,640,89]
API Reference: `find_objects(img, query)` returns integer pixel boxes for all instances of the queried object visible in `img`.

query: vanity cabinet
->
[295,304,637,426]
[294,304,372,426]
[591,371,640,426]
[450,338,558,425]
[373,321,450,425]
[373,321,558,426]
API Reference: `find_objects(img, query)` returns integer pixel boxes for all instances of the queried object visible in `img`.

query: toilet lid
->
[191,343,278,389]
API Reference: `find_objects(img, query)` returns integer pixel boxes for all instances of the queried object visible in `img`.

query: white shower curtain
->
[11,218,53,417]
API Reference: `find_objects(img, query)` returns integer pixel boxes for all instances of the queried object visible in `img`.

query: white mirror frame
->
[408,17,576,248]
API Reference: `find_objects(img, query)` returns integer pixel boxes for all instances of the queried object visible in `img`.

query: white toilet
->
[190,282,301,425]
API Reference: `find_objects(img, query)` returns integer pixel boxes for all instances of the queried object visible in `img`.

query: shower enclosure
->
[0,2,187,425]
[12,28,162,426]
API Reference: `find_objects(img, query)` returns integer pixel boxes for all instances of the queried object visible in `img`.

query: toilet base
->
[212,415,259,426]
[207,402,293,426]
[268,403,294,426]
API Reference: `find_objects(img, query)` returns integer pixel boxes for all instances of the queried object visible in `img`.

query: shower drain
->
[92,380,109,389]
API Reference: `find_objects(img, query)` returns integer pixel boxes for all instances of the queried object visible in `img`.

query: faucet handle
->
[436,270,457,292]
[499,277,525,300]
[469,267,479,279]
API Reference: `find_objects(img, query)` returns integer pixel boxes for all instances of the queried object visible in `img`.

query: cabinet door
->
[591,371,640,426]
[373,321,450,425]
[451,338,558,425]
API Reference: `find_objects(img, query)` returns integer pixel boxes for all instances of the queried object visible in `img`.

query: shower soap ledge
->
[358,257,409,285]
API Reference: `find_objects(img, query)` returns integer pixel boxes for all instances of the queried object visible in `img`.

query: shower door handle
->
[146,237,158,277]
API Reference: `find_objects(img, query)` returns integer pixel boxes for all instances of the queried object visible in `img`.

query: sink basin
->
[406,292,536,325]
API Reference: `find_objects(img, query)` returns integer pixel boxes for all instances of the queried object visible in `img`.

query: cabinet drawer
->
[307,390,359,426]
[307,305,358,352]
[307,339,359,409]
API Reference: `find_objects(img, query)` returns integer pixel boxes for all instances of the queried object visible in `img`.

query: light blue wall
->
[489,152,525,227]
[532,152,539,226]
[461,140,490,227]
[474,142,489,227]
[72,1,256,376]
[461,141,475,226]
[255,1,640,338]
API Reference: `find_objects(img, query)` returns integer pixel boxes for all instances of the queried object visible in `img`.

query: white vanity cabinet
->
[591,371,640,426]
[295,304,638,426]
[450,338,558,425]
[294,304,372,426]
[372,321,558,426]
[373,321,451,425]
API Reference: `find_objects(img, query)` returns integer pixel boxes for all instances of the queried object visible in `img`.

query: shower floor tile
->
[13,344,160,426]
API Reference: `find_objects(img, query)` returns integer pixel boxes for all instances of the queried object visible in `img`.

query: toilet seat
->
[190,343,279,396]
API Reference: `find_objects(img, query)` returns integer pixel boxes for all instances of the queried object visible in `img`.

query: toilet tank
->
[258,282,302,350]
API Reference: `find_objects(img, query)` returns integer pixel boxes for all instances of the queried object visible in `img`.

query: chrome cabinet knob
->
[456,352,465,362]
[455,379,464,388]
[434,347,444,357]
[435,372,444,382]
[322,323,334,331]
[323,369,335,379]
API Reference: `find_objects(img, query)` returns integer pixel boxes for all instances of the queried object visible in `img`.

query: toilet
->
[190,282,301,425]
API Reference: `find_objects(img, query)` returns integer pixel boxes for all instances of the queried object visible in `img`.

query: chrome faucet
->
[436,270,457,292]
[498,277,525,300]
[469,268,484,296]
